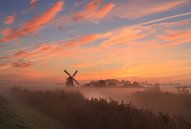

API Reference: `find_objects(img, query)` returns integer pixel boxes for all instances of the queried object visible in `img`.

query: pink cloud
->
[13,51,29,58]
[0,32,112,68]
[73,0,115,22]
[11,44,58,61]
[4,15,16,25]
[114,0,187,19]
[162,29,191,41]
[95,3,115,21]
[159,29,191,47]
[100,26,150,47]
[0,1,64,43]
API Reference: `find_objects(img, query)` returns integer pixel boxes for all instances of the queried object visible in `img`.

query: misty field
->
[129,86,191,123]
[1,86,189,129]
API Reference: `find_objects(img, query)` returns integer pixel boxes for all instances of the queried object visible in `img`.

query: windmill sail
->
[64,70,80,87]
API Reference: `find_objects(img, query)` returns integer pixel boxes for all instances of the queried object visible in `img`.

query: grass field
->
[0,94,67,129]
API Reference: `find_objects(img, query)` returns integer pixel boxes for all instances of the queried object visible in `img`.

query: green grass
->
[0,95,66,129]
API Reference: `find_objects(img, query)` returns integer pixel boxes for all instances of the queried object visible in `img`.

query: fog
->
[44,86,190,123]
[0,84,191,122]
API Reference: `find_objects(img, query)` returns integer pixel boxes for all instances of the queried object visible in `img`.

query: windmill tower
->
[64,70,80,87]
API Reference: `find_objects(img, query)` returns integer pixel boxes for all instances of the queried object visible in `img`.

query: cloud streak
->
[115,0,187,19]
[4,15,16,25]
[73,0,115,22]
[0,1,64,43]
[159,29,191,47]
[100,26,151,47]
[141,11,191,25]
[3,16,191,66]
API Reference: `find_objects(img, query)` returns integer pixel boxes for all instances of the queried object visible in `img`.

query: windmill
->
[64,69,80,87]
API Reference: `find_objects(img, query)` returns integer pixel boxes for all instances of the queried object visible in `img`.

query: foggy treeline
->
[129,86,191,122]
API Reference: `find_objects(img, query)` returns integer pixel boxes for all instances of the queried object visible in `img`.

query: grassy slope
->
[0,95,65,129]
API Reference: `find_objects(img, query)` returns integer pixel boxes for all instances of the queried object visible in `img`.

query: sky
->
[0,0,191,85]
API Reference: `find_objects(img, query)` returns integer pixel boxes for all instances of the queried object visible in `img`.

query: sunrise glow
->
[0,0,191,84]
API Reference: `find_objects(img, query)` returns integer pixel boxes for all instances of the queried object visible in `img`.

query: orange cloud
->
[0,1,64,43]
[9,32,111,62]
[12,44,59,61]
[4,15,16,25]
[158,29,191,47]
[2,17,191,82]
[0,44,64,72]
[3,17,190,66]
[162,29,191,41]
[0,44,60,71]
[95,3,115,21]
[1,28,13,36]
[115,0,187,19]
[65,33,111,47]
[73,0,115,22]
[2,24,151,65]
[100,26,150,47]
[13,51,29,58]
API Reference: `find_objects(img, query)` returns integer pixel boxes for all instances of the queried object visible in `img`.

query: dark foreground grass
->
[0,94,66,129]
[0,95,34,129]
[10,87,191,129]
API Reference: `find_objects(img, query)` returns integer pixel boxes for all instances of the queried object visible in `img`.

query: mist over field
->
[0,81,191,129]
[1,84,191,118]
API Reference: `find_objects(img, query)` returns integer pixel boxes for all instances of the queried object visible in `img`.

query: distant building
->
[84,79,142,88]
[105,79,120,87]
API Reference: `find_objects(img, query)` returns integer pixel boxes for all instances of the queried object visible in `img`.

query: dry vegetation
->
[8,87,191,129]
[130,85,191,123]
